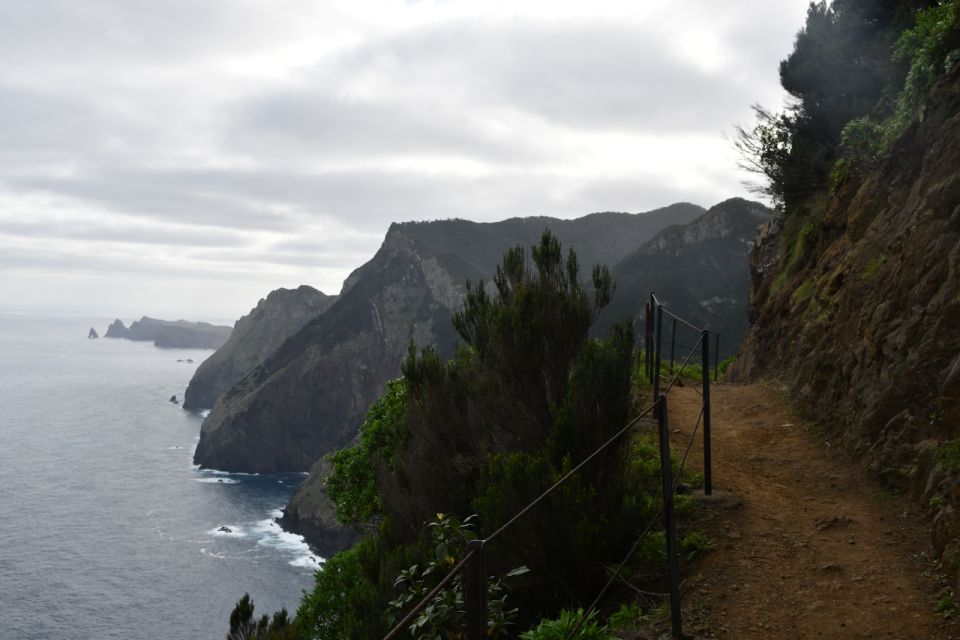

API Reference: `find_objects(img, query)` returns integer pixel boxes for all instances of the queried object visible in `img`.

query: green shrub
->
[325,378,407,526]
[680,531,717,562]
[607,602,652,634]
[937,439,960,471]
[894,1,960,130]
[227,594,297,640]
[387,514,526,639]
[717,356,736,380]
[295,538,385,639]
[937,594,957,618]
[520,608,613,640]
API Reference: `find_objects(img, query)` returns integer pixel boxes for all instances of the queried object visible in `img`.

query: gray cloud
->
[0,1,811,317]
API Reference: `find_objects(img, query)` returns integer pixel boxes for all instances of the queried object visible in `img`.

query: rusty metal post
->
[464,540,486,640]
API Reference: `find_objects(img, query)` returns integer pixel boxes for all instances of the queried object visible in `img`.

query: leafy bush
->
[325,378,407,526]
[520,608,613,640]
[387,514,527,639]
[894,1,960,129]
[294,538,385,639]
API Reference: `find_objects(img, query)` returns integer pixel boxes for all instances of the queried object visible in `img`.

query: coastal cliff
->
[595,197,772,357]
[192,204,705,473]
[183,286,336,411]
[104,317,232,349]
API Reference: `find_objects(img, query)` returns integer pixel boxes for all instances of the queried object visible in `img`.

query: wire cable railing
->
[383,291,716,640]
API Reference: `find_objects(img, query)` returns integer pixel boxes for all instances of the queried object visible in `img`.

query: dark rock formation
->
[280,459,362,557]
[105,319,128,338]
[169,395,178,404]
[594,198,772,358]
[103,317,232,349]
[193,203,705,473]
[183,286,336,411]
[729,64,960,569]
[88,327,98,339]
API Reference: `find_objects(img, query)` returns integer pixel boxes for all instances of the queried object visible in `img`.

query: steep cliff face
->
[182,286,336,411]
[732,64,960,566]
[193,204,705,473]
[595,198,772,358]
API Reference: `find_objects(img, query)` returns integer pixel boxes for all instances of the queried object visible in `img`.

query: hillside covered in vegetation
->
[732,0,960,580]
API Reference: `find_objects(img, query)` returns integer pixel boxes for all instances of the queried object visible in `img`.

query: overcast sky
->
[0,0,811,322]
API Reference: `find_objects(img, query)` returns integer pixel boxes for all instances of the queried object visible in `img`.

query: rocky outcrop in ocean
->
[183,286,337,411]
[88,327,98,339]
[192,203,706,473]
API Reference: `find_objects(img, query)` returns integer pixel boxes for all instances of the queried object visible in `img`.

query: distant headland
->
[103,316,232,349]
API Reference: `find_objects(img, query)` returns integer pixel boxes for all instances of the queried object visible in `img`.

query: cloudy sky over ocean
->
[0,0,810,320]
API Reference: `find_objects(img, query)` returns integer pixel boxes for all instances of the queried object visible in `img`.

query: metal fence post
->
[652,303,663,412]
[714,333,720,382]
[656,395,682,638]
[465,540,486,640]
[701,330,713,496]
[669,317,677,376]
[644,302,652,379]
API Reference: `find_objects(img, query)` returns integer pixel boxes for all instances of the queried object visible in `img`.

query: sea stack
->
[88,327,98,339]
[104,319,128,338]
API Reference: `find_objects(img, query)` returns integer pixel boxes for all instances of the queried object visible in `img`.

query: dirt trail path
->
[668,382,957,640]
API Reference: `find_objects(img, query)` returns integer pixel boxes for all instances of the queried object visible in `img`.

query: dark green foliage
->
[386,514,526,639]
[325,378,408,526]
[736,0,939,209]
[382,231,648,613]
[227,594,297,640]
[294,537,388,639]
[296,230,660,636]
[519,608,613,640]
[893,0,960,123]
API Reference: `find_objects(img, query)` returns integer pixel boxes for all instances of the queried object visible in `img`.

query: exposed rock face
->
[183,286,336,411]
[730,65,960,565]
[105,319,128,338]
[595,198,772,358]
[279,458,362,557]
[103,317,232,349]
[193,203,706,473]
[88,327,98,339]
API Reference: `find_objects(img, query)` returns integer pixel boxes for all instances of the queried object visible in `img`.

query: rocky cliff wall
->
[731,63,960,569]
[595,198,772,357]
[183,286,336,410]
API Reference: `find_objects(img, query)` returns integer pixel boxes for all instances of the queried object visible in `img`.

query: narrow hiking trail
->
[668,382,958,640]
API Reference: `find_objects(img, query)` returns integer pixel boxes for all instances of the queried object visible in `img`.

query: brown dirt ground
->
[666,381,959,640]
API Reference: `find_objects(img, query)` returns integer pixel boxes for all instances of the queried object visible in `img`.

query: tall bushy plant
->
[379,231,653,613]
[296,230,659,636]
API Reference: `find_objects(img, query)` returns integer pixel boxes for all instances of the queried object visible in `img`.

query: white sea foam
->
[289,555,324,569]
[250,511,324,570]
[200,410,211,418]
[167,445,184,450]
[194,477,240,484]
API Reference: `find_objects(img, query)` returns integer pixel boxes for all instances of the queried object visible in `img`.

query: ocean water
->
[0,314,319,640]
